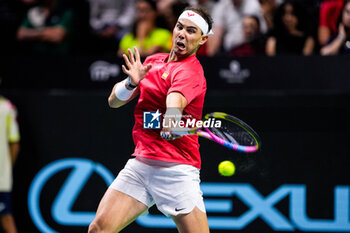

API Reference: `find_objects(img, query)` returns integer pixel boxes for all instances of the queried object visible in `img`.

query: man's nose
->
[178,30,185,39]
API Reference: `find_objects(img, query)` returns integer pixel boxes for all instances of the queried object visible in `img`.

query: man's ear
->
[199,35,209,45]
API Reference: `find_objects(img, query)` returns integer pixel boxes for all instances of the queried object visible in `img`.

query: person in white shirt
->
[207,0,267,55]
[0,78,20,233]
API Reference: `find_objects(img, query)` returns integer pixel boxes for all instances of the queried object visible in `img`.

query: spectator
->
[0,0,34,55]
[193,0,215,56]
[16,0,74,55]
[207,0,267,56]
[118,0,172,57]
[321,0,350,55]
[266,0,314,55]
[318,0,344,46]
[0,77,20,233]
[157,0,190,31]
[230,15,266,56]
[88,0,135,55]
[196,0,216,14]
[259,0,283,30]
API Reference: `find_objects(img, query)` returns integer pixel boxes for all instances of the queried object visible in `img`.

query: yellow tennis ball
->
[218,160,235,176]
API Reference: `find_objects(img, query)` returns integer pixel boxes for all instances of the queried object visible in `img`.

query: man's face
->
[172,19,208,57]
[243,17,259,40]
[136,0,156,22]
[282,3,298,31]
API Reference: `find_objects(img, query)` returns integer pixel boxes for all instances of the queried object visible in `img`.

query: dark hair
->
[244,15,261,31]
[138,0,157,11]
[272,0,310,36]
[340,0,350,23]
[182,6,213,34]
[345,0,350,8]
[172,1,190,21]
[132,0,158,37]
[335,0,350,34]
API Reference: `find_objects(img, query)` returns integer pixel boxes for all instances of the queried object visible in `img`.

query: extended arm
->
[108,47,152,108]
[17,26,67,43]
[160,92,188,140]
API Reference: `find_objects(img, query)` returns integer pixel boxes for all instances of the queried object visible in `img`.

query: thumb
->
[145,64,152,72]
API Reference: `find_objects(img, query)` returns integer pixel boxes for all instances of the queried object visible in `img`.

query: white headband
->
[178,10,214,35]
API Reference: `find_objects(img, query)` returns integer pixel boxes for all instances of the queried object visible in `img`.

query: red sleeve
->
[168,69,204,105]
[319,2,331,27]
[319,1,343,30]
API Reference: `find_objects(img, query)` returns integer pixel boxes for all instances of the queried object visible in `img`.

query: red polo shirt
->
[132,53,207,169]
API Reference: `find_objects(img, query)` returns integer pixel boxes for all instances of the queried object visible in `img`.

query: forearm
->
[108,78,138,108]
[303,37,315,55]
[320,35,345,55]
[161,92,188,139]
[163,92,187,128]
[9,142,20,165]
[42,26,67,43]
[266,37,276,56]
[17,27,43,41]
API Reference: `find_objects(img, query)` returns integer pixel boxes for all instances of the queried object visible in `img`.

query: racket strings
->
[207,117,257,146]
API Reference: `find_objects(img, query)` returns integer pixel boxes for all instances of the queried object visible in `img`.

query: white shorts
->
[110,157,206,217]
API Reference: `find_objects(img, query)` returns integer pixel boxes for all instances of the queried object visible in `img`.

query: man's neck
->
[167,50,196,62]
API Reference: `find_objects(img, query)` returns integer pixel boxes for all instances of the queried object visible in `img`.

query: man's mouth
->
[176,41,186,51]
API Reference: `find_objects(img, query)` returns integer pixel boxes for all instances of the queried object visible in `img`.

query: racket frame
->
[172,112,261,153]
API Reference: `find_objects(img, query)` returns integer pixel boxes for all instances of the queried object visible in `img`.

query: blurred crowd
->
[1,0,350,57]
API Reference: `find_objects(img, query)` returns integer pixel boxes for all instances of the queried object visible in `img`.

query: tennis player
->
[89,6,213,233]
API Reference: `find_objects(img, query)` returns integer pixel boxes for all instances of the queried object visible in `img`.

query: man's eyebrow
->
[187,26,198,30]
[177,21,198,30]
[177,22,184,26]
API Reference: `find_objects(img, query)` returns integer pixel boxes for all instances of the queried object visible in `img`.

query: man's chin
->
[174,51,186,57]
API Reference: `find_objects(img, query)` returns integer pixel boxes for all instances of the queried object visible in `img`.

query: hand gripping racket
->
[172,112,261,153]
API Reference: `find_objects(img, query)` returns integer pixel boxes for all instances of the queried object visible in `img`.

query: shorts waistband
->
[135,156,182,168]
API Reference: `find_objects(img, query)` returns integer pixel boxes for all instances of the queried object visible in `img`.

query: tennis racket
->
[172,112,261,153]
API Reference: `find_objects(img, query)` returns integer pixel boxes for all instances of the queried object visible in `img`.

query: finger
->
[134,47,141,62]
[122,54,132,69]
[160,132,171,140]
[172,134,183,139]
[122,65,130,75]
[160,132,167,139]
[128,48,135,64]
[144,64,152,72]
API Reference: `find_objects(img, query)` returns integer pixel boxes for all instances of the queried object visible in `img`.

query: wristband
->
[127,77,138,88]
[114,79,136,101]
